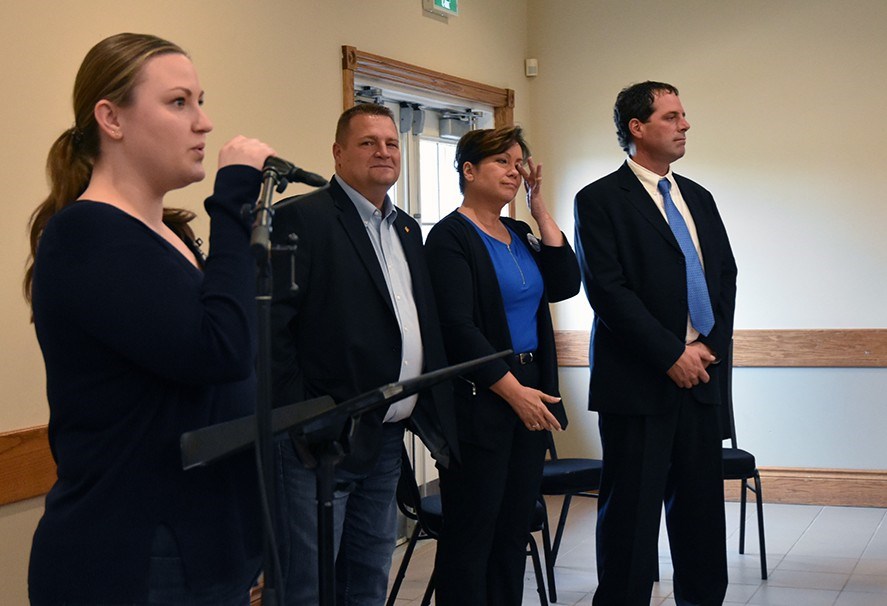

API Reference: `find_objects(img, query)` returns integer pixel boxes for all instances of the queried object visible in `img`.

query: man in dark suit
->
[270,103,458,605]
[574,81,738,605]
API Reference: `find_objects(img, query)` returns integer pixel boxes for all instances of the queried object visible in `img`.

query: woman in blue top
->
[24,33,275,605]
[425,126,580,604]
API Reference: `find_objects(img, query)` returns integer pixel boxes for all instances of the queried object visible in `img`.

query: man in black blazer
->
[574,82,737,605]
[269,103,458,605]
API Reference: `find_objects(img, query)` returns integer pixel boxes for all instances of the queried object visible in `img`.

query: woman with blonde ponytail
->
[26,33,275,605]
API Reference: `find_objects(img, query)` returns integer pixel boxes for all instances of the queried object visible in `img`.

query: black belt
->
[514,352,536,365]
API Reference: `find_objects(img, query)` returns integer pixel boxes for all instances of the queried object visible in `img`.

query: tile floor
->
[387,496,887,605]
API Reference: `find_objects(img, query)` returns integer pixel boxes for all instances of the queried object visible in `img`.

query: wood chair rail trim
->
[4,329,886,507]
[556,328,887,368]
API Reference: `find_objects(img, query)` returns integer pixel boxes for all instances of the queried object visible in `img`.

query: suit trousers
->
[593,390,727,606]
[434,360,548,605]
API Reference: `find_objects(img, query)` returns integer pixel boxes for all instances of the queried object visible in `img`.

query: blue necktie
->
[658,178,715,336]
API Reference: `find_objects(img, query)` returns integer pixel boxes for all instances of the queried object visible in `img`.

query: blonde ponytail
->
[23,128,94,304]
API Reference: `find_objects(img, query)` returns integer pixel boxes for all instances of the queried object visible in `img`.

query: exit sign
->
[423,0,459,17]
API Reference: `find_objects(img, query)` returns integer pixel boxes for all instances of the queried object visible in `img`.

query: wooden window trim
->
[341,45,514,125]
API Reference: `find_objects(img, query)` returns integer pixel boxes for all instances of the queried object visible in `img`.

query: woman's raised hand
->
[517,156,564,246]
[517,156,546,218]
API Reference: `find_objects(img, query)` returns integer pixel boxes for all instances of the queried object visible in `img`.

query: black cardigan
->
[425,211,580,448]
[29,167,263,603]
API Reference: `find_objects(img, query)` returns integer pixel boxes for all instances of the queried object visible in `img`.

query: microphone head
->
[263,155,294,173]
[263,156,327,187]
[294,170,328,188]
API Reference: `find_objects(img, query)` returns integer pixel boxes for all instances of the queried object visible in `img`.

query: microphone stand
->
[245,159,321,606]
[181,351,511,606]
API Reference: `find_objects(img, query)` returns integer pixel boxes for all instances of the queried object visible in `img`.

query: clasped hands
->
[667,341,716,389]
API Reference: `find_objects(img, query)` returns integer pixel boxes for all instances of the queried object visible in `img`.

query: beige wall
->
[1,0,532,431]
[3,0,886,600]
[525,1,887,461]
[0,498,43,599]
[528,0,887,330]
[0,0,530,601]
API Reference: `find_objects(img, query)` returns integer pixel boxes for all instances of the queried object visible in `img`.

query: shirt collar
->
[334,174,397,224]
[627,157,675,191]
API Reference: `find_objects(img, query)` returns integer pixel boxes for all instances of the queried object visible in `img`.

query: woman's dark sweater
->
[29,166,263,603]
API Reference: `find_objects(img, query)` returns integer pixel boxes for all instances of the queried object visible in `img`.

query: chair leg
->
[420,568,435,606]
[551,494,573,563]
[386,524,422,606]
[738,478,748,554]
[539,498,558,602]
[753,471,768,580]
[527,535,549,606]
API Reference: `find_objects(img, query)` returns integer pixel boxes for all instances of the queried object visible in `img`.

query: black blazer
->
[270,177,458,471]
[574,161,737,416]
[425,211,581,448]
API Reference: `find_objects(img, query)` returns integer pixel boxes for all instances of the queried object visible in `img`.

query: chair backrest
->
[545,430,560,461]
[717,339,739,449]
[394,443,441,539]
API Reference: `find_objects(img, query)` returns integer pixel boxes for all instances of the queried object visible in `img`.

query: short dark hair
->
[335,103,397,144]
[454,126,530,193]
[613,81,680,153]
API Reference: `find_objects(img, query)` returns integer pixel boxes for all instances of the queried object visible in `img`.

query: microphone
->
[263,156,327,188]
[250,156,325,261]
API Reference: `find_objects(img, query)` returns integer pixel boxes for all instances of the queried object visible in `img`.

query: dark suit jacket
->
[574,161,737,416]
[269,177,458,472]
[425,211,581,448]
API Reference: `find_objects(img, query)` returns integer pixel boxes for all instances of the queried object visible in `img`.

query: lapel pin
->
[404,226,410,233]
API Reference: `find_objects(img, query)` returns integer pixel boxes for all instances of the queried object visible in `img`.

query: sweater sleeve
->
[34,165,262,385]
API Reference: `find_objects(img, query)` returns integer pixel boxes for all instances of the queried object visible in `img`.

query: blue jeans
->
[274,422,404,605]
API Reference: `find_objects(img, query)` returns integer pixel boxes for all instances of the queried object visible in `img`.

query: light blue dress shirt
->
[336,175,423,422]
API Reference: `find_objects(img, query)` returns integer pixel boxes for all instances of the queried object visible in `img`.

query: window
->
[417,136,459,236]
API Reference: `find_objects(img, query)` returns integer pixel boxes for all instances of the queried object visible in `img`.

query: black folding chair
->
[720,340,768,580]
[387,443,550,605]
[538,432,602,602]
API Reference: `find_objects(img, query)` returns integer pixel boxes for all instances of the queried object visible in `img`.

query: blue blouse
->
[462,214,543,353]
